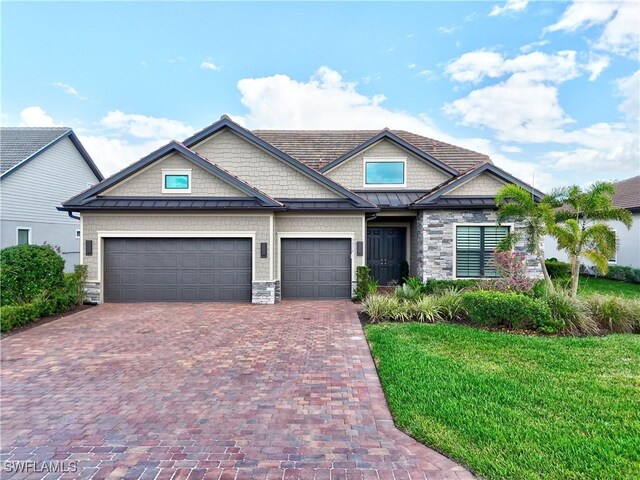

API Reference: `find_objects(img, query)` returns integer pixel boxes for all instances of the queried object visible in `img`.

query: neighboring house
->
[545,175,640,269]
[60,116,543,304]
[1,128,104,271]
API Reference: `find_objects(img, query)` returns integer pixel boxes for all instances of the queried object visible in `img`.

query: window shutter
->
[456,227,482,277]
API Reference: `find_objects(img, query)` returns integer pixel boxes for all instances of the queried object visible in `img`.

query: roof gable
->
[0,127,103,180]
[183,116,375,208]
[413,163,544,207]
[62,141,282,209]
[320,130,460,176]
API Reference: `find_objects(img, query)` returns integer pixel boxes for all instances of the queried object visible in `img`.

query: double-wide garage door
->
[103,238,252,302]
[281,238,351,299]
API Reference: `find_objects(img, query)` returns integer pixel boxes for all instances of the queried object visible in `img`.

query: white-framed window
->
[609,230,618,264]
[76,229,81,239]
[455,225,510,278]
[16,227,31,245]
[162,169,191,193]
[363,158,406,187]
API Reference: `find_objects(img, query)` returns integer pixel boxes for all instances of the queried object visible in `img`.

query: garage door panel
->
[281,239,351,299]
[104,238,252,302]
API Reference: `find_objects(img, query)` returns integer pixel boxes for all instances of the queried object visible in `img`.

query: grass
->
[365,323,640,480]
[577,276,640,299]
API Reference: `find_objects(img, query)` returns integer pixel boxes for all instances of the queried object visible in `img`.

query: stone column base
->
[85,281,101,304]
[252,281,279,304]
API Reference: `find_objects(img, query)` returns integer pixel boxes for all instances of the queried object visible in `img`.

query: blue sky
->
[2,1,638,190]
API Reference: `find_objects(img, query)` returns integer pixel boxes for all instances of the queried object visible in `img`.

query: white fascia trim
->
[451,222,514,279]
[362,157,407,189]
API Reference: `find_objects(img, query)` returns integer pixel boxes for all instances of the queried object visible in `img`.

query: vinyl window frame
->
[16,227,32,245]
[162,169,192,193]
[362,157,407,188]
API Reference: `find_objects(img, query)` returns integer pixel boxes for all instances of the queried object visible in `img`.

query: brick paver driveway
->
[1,301,474,480]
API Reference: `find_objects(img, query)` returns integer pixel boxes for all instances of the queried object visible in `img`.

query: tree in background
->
[495,184,557,293]
[549,182,632,297]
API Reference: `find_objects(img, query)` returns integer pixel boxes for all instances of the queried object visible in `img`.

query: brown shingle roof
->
[613,175,640,211]
[252,129,490,173]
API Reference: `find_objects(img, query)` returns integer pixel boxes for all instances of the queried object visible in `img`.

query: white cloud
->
[78,135,167,177]
[53,82,86,100]
[19,106,60,127]
[489,0,529,17]
[615,70,640,119]
[201,61,221,71]
[519,40,550,53]
[416,69,435,80]
[584,53,610,81]
[545,1,639,57]
[408,63,416,69]
[501,145,522,153]
[100,110,195,139]
[445,49,579,84]
[438,25,459,34]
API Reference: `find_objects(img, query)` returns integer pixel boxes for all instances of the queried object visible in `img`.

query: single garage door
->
[281,238,351,299]
[103,238,252,302]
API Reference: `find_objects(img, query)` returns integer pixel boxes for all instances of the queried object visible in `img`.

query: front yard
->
[365,323,640,480]
[578,276,640,299]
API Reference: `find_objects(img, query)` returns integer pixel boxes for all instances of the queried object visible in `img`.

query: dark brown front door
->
[367,227,406,285]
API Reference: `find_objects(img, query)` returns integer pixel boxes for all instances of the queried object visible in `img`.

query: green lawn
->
[365,323,640,480]
[578,276,640,299]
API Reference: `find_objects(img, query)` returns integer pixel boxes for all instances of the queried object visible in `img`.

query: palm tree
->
[495,184,557,293]
[549,182,632,297]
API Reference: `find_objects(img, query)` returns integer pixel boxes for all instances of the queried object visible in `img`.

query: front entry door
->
[367,227,406,285]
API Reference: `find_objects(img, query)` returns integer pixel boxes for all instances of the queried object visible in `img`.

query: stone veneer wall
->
[416,209,541,280]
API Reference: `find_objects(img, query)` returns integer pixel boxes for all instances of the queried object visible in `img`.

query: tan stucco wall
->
[102,153,247,197]
[193,130,341,199]
[82,213,272,282]
[274,213,366,280]
[324,139,451,190]
[445,173,506,196]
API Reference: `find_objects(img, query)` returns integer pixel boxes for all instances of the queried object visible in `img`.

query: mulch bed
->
[1,304,95,339]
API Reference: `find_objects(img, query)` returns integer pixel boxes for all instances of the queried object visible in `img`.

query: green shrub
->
[436,288,466,322]
[403,276,426,294]
[462,291,558,332]
[423,279,479,295]
[606,265,640,284]
[355,266,376,301]
[544,292,598,336]
[412,296,441,323]
[394,283,422,301]
[363,294,394,322]
[545,259,571,279]
[0,244,65,306]
[585,294,640,333]
[0,304,39,332]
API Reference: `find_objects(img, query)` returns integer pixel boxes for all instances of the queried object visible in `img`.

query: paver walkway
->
[1,301,474,480]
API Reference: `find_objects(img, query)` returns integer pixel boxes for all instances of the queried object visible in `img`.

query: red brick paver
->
[1,301,474,480]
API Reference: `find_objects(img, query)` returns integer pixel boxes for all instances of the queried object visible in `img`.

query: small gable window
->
[162,170,191,193]
[364,159,406,187]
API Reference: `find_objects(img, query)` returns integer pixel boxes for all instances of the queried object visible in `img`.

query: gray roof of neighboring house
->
[613,175,640,212]
[0,127,104,180]
[253,129,490,173]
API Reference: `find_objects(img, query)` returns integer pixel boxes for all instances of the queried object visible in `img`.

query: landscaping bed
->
[365,322,640,480]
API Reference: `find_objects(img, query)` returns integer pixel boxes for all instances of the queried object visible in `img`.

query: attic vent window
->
[162,169,191,193]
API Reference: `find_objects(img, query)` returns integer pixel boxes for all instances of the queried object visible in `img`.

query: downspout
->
[67,211,80,220]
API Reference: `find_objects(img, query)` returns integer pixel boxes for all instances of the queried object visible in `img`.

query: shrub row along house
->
[0,127,104,272]
[60,115,543,304]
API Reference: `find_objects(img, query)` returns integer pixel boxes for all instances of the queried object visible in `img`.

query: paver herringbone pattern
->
[1,302,474,480]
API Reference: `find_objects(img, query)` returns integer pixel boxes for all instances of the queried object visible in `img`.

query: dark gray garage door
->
[281,238,351,299]
[103,238,252,302]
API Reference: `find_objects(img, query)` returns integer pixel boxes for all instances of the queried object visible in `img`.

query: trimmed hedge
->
[461,291,559,333]
[545,260,571,279]
[0,265,87,333]
[423,279,479,295]
[0,244,65,306]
